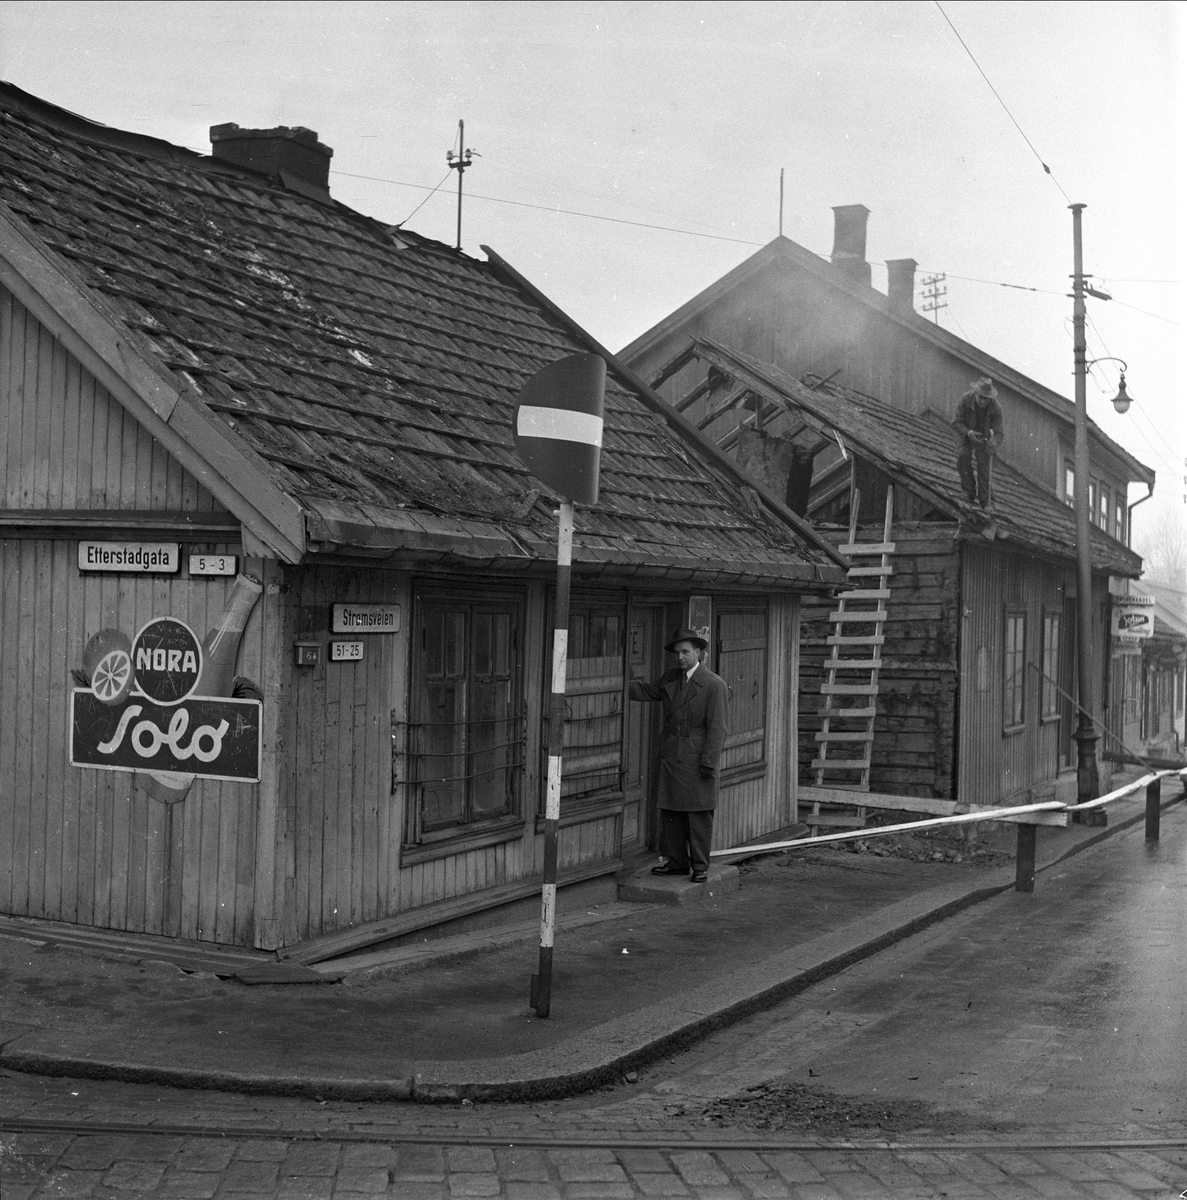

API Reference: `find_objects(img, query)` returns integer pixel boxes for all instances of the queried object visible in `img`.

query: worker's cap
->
[666,628,708,653]
[972,377,998,399]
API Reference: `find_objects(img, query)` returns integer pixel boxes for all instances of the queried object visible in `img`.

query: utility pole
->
[446,120,473,251]
[920,273,948,324]
[1069,203,1104,822]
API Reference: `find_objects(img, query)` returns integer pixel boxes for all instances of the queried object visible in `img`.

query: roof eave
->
[302,498,845,589]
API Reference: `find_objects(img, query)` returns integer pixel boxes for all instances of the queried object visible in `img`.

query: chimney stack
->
[830,204,871,287]
[885,258,918,312]
[210,123,333,193]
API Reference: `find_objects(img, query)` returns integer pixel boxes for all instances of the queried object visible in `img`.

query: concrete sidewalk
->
[0,780,1180,1104]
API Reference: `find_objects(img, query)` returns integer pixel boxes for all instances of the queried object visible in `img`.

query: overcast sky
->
[2,1,1182,549]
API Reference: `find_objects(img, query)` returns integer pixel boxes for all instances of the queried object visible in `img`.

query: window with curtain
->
[405,594,522,842]
[557,600,626,809]
[1003,609,1027,731]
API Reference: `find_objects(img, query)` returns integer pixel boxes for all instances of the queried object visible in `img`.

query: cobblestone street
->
[2,1124,1185,1199]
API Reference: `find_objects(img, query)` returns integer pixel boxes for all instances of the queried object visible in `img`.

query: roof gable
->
[621,235,1154,488]
[0,83,843,587]
[667,338,1142,578]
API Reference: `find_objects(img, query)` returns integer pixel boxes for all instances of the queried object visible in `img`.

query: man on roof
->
[953,377,1004,510]
[630,628,730,884]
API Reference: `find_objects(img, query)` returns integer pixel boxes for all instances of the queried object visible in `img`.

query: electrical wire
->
[333,169,765,247]
[479,154,730,235]
[933,1,1072,204]
[398,170,451,226]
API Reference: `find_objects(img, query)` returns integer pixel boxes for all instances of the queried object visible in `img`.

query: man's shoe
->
[650,863,686,876]
[690,870,708,883]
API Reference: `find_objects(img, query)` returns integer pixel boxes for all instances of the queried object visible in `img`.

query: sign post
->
[513,352,606,1018]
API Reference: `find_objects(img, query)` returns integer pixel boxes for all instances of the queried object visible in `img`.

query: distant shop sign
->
[1111,596,1154,640]
[331,603,401,634]
[78,542,180,573]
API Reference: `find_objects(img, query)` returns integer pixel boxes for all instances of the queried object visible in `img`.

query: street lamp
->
[1069,205,1133,823]
[1086,356,1134,415]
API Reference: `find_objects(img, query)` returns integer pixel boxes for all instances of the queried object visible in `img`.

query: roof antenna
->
[446,120,475,251]
[779,168,784,238]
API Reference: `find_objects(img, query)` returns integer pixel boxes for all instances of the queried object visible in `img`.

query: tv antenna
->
[446,120,476,250]
[921,272,948,324]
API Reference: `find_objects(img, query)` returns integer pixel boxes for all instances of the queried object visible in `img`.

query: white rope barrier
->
[712,767,1186,862]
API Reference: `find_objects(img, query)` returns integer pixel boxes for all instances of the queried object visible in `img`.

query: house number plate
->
[330,641,364,662]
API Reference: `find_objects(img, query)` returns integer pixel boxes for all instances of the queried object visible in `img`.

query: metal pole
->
[531,499,574,1018]
[455,120,464,251]
[1070,204,1103,824]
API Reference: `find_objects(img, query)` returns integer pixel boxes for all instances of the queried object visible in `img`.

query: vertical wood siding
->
[0,539,268,944]
[957,544,1080,807]
[285,567,402,943]
[1,286,217,513]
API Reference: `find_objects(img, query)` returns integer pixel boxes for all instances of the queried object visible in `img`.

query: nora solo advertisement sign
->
[71,691,262,783]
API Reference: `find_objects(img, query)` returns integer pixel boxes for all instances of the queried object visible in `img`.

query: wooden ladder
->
[808,487,895,836]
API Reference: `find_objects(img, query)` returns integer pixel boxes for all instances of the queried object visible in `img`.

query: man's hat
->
[666,628,708,653]
[972,377,998,399]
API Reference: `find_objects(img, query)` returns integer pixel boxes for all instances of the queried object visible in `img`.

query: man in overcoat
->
[629,628,730,883]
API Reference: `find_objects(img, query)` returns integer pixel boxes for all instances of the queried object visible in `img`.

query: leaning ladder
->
[809,487,895,835]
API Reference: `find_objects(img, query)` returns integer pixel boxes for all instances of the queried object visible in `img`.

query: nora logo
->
[131,618,203,705]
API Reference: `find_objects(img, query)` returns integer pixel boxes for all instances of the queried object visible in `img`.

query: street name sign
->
[79,542,180,573]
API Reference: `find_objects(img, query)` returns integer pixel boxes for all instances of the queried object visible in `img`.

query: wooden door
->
[623,606,662,850]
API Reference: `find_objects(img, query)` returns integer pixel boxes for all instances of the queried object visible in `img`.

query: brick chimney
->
[210,123,332,193]
[830,204,871,286]
[886,258,918,312]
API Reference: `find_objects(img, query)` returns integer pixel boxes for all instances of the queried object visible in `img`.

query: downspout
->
[1126,483,1155,550]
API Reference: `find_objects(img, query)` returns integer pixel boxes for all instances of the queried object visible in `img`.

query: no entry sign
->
[513,352,606,505]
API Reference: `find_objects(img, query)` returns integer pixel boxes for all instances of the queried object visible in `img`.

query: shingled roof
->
[686,338,1143,578]
[0,83,845,589]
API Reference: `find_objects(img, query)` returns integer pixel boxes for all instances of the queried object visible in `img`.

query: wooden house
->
[1114,578,1186,764]
[621,208,1155,536]
[620,338,1144,825]
[0,84,846,954]
[622,209,1157,819]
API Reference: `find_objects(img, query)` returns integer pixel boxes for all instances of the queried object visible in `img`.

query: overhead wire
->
[333,169,765,247]
[398,170,451,226]
[933,1,1072,203]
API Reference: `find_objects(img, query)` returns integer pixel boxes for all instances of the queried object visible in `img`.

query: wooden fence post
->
[1145,777,1162,842]
[1014,823,1037,892]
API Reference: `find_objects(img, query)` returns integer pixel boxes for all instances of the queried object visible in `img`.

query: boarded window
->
[715,605,767,772]
[1003,609,1027,730]
[558,602,626,807]
[407,595,521,839]
[1041,610,1061,719]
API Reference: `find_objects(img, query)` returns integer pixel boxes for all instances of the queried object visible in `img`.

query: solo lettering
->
[98,704,230,765]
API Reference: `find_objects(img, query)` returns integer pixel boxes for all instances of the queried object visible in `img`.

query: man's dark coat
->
[629,665,730,811]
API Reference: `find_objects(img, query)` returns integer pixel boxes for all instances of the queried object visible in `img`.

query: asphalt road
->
[0,807,1183,1197]
[602,806,1187,1143]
